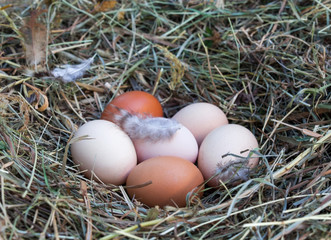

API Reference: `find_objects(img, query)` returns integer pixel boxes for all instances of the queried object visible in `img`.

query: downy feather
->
[51,56,95,83]
[112,107,181,142]
[215,159,250,184]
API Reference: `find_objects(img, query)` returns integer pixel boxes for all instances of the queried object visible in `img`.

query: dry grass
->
[1,0,330,239]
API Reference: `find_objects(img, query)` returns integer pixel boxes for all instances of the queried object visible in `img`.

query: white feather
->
[113,107,181,141]
[51,56,94,83]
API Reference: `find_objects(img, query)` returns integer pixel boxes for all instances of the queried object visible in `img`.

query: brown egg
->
[101,91,163,122]
[126,156,204,208]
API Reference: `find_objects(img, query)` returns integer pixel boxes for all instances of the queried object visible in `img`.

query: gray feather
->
[112,107,181,141]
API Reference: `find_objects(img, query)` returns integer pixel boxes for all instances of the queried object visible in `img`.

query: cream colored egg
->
[71,120,137,185]
[133,124,198,163]
[198,124,259,187]
[172,102,228,146]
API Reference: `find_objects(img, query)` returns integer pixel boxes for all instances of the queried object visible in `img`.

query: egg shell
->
[71,120,137,185]
[133,124,198,163]
[101,91,163,122]
[126,156,204,207]
[172,102,228,146]
[198,124,259,187]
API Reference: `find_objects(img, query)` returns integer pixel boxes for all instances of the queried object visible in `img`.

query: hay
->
[0,0,330,239]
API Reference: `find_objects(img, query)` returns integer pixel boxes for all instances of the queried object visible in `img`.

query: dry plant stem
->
[101,209,183,240]
[198,34,216,94]
[261,95,309,150]
[0,9,21,38]
[228,18,253,114]
[80,181,92,240]
[40,201,59,240]
[244,214,331,227]
[0,74,21,80]
[75,82,106,93]
[152,68,163,96]
[177,192,331,238]
[271,197,331,240]
[1,164,13,233]
[272,119,323,138]
[271,131,330,179]
[100,219,164,240]
[214,65,234,93]
[50,42,92,54]
[261,97,275,144]
[61,132,74,175]
[22,134,38,198]
[0,78,30,93]
[59,91,87,123]
[119,186,135,211]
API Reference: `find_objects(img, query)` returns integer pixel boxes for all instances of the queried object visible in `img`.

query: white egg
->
[71,120,137,185]
[198,124,259,187]
[133,124,198,163]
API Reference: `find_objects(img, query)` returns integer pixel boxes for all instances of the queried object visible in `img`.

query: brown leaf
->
[20,9,47,68]
[80,180,88,197]
[117,11,125,21]
[95,0,117,12]
[25,87,49,112]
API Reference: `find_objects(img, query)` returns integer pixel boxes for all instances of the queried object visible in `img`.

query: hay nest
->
[0,1,330,239]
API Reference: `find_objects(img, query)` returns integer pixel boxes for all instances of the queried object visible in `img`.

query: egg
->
[198,124,259,187]
[133,124,198,163]
[126,156,204,208]
[70,120,137,185]
[101,91,163,122]
[172,102,228,146]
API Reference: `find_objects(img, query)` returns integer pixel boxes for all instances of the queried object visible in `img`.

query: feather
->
[215,159,251,184]
[112,106,181,141]
[51,56,94,83]
[21,9,47,68]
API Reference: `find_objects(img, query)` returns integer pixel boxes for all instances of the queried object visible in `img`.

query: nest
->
[0,1,330,239]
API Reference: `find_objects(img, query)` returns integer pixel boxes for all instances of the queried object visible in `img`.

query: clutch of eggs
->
[70,90,260,207]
